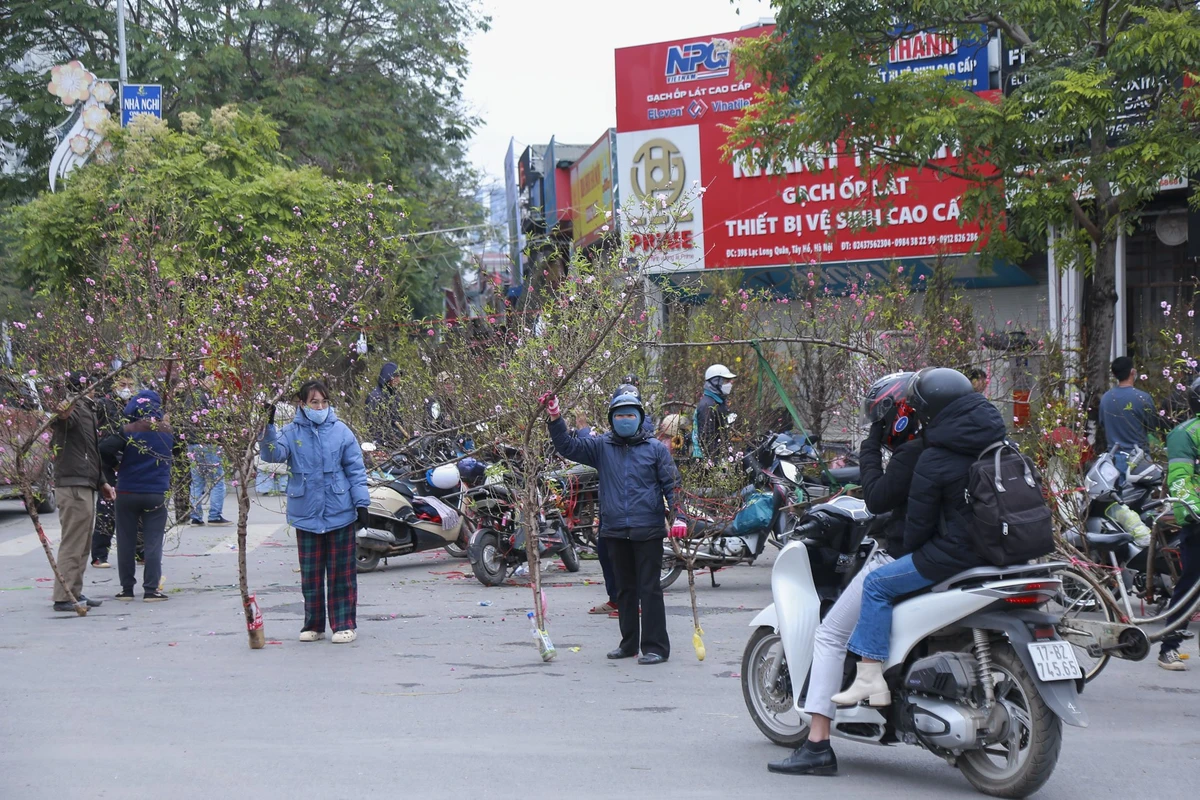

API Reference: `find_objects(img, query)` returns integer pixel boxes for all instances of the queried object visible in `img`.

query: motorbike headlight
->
[780,461,799,482]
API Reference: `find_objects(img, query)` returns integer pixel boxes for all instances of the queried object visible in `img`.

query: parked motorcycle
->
[465,455,581,586]
[542,462,599,550]
[743,431,861,510]
[740,494,1144,798]
[660,480,791,590]
[1068,447,1177,605]
[355,447,471,573]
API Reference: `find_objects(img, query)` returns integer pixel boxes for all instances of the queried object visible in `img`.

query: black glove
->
[357,506,371,531]
[264,402,276,425]
[869,419,888,442]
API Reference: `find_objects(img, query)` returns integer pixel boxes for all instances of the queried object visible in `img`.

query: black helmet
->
[613,383,641,401]
[1189,375,1200,414]
[862,372,915,423]
[908,367,973,424]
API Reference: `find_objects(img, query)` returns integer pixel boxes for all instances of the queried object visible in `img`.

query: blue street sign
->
[120,84,162,127]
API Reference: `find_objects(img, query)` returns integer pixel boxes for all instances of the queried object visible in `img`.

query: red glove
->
[539,392,561,419]
[669,519,688,539]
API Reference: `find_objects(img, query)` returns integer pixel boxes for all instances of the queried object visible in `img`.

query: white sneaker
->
[299,631,325,642]
[331,629,357,644]
[831,661,891,707]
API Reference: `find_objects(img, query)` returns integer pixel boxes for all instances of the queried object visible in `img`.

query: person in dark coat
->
[106,389,177,602]
[833,368,1002,707]
[50,372,117,612]
[770,372,925,775]
[545,390,681,664]
[692,364,735,459]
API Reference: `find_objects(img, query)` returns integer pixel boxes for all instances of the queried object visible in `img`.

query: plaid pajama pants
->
[296,525,357,633]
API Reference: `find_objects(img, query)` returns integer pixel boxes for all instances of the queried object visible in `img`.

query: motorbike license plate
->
[1027,641,1081,682]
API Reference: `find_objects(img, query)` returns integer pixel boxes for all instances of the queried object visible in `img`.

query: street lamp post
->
[116,0,128,85]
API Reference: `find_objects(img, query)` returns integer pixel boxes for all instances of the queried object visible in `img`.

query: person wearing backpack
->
[770,372,925,775]
[832,368,1003,707]
[1157,376,1200,670]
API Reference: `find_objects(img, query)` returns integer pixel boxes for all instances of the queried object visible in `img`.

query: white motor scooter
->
[742,497,1102,798]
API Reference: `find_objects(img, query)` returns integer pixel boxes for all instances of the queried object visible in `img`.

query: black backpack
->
[965,442,1055,566]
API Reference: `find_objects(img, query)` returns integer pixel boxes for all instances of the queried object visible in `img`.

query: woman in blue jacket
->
[106,389,176,602]
[260,380,370,644]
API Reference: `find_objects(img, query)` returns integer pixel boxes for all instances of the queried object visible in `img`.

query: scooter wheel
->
[356,548,381,573]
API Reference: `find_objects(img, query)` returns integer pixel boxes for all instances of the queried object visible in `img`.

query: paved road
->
[0,496,1196,799]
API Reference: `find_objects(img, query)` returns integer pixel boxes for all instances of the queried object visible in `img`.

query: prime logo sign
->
[665,39,731,84]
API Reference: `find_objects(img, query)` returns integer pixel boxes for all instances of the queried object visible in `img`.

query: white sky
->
[463,0,776,182]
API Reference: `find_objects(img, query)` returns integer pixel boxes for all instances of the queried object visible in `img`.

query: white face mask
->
[720,381,733,396]
[116,387,134,401]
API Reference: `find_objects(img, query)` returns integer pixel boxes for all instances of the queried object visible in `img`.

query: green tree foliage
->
[1,0,487,198]
[730,1,1200,398]
[1,108,437,312]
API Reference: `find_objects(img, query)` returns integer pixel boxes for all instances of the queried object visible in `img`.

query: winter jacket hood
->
[904,392,1007,581]
[376,362,399,392]
[925,392,1007,456]
[260,406,370,533]
[548,416,678,541]
[114,390,175,494]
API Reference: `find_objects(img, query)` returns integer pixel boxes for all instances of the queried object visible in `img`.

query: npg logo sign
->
[665,39,731,84]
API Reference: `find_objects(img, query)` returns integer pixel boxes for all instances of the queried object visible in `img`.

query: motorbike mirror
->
[429,401,442,420]
[726,413,738,425]
[361,442,377,453]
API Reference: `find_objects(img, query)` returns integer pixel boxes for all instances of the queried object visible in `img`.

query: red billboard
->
[614,26,991,273]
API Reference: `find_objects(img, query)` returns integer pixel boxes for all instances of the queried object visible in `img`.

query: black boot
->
[767,740,838,776]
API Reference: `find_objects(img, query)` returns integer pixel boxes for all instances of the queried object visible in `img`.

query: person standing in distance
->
[1100,356,1166,452]
[544,390,682,664]
[260,380,370,644]
[693,364,735,459]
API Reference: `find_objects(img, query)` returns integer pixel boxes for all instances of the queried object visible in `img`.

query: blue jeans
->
[846,554,934,662]
[189,445,226,521]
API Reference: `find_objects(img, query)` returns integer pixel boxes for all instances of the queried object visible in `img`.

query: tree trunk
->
[1084,238,1119,431]
[237,474,265,649]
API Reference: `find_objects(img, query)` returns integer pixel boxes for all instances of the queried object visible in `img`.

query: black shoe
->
[768,742,839,776]
[115,589,135,601]
[76,594,102,608]
[607,648,637,659]
[208,517,233,526]
[189,518,205,526]
[143,590,170,602]
[637,653,667,665]
[52,601,79,612]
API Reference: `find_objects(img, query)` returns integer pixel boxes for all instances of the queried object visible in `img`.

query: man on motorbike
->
[769,373,926,776]
[693,364,735,459]
[831,368,1001,707]
[1159,375,1200,670]
[544,390,682,664]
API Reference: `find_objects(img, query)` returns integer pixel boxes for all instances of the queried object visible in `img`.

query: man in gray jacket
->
[51,373,116,612]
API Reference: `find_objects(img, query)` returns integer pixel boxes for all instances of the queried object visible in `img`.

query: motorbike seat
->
[825,466,861,486]
[386,480,416,499]
[930,561,1068,593]
[1084,530,1135,548]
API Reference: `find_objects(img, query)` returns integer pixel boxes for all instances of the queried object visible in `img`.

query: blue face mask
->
[304,406,330,425]
[612,414,641,439]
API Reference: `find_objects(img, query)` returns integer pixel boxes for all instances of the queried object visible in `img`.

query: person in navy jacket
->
[545,390,682,665]
[260,380,370,644]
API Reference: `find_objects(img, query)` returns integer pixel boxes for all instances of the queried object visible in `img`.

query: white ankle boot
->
[831,661,890,707]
